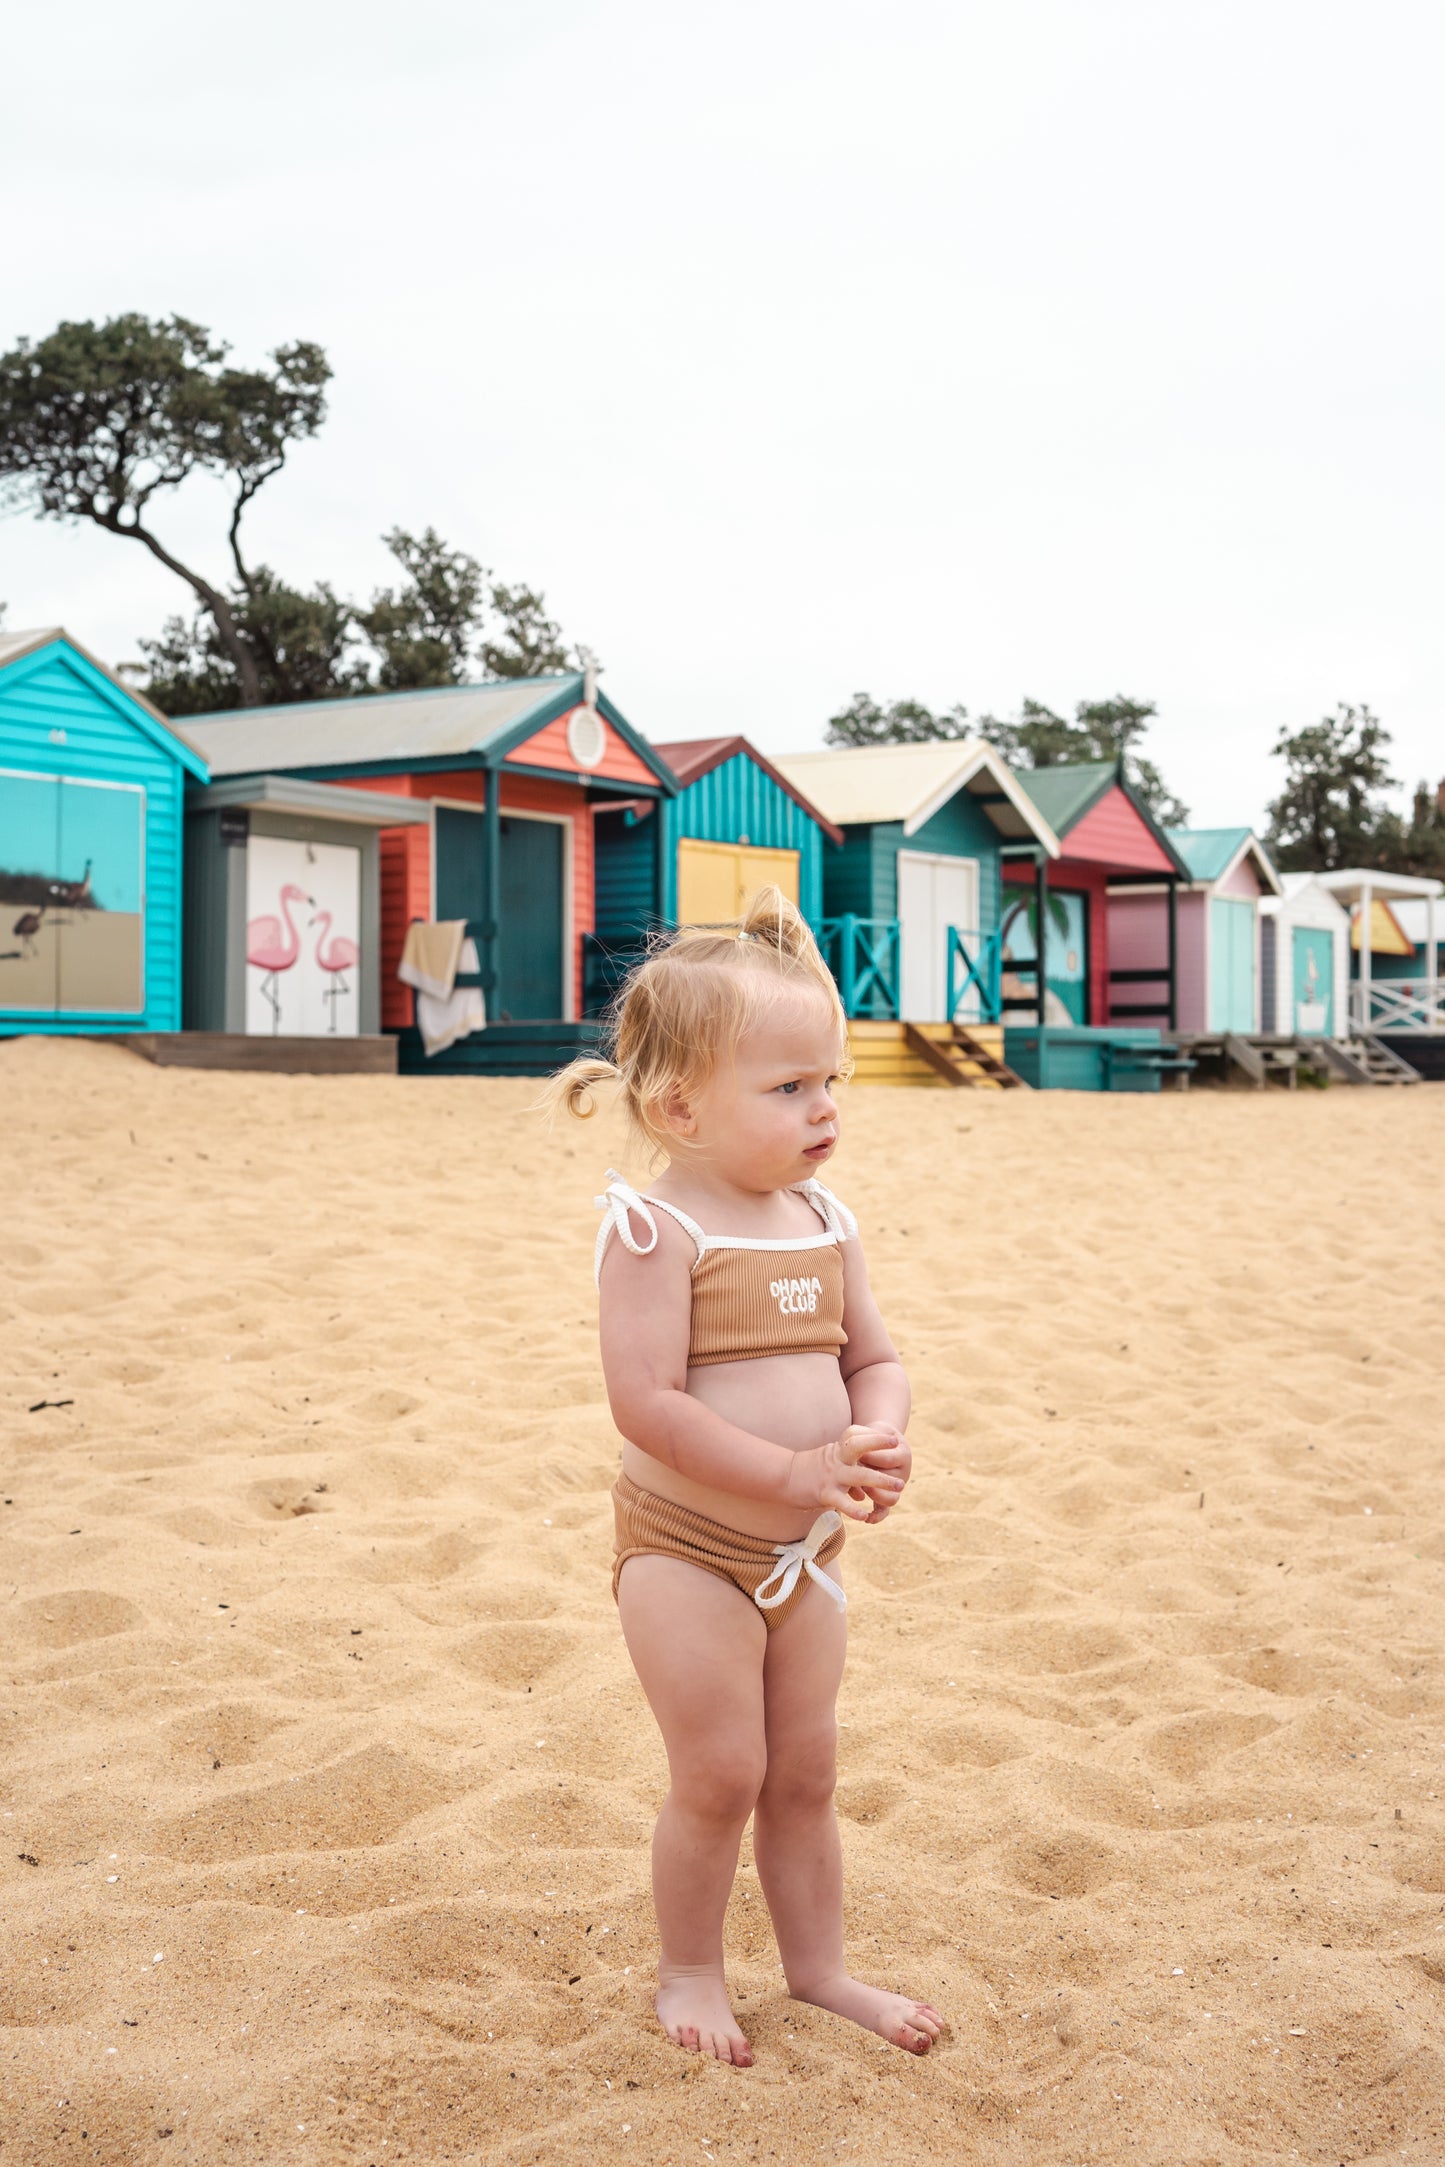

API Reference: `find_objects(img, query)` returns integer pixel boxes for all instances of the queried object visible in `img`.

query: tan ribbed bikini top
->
[594,1169,858,1367]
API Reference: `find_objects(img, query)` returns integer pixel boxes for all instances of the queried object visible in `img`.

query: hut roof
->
[0,626,209,776]
[650,735,844,844]
[1166,826,1283,894]
[770,740,1060,853]
[181,673,675,790]
[1009,757,1190,876]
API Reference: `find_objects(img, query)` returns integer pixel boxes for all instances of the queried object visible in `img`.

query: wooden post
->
[481,759,501,1007]
[1166,877,1179,1031]
[1427,889,1439,1031]
[1357,879,1372,1035]
[1034,850,1048,1028]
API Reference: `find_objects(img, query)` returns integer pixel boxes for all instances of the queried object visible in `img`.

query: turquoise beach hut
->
[0,628,208,1038]
[586,734,842,1010]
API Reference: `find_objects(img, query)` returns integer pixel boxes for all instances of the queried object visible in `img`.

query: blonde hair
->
[539,885,851,1160]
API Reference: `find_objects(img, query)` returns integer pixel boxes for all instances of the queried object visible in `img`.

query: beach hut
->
[1308,868,1444,1080]
[1107,826,1282,1035]
[0,627,208,1039]
[993,760,1193,1088]
[1258,873,1352,1037]
[585,736,842,1007]
[770,740,1060,1085]
[651,736,844,927]
[182,671,678,1074]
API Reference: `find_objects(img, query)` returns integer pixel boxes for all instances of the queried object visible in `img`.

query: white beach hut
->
[1258,874,1351,1037]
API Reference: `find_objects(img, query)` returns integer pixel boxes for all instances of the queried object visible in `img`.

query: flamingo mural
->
[309,907,360,1033]
[247,882,313,1034]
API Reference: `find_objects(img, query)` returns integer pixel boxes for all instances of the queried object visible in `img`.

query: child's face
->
[679,986,844,1190]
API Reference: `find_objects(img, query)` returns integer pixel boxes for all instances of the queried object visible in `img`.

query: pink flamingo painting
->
[309,908,360,1033]
[247,883,313,1034]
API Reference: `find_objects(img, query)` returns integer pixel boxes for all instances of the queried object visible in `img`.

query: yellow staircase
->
[846,1021,1026,1089]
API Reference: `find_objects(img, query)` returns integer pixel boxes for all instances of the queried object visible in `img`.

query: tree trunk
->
[102,511,263,706]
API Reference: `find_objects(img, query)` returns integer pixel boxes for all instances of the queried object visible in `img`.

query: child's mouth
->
[804,1138,835,1159]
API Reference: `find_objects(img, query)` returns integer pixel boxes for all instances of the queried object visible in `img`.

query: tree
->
[0,314,329,706]
[356,528,489,690]
[139,573,365,716]
[1265,703,1401,871]
[984,694,1189,825]
[480,582,578,678]
[828,685,1188,824]
[824,692,973,747]
[1,312,587,712]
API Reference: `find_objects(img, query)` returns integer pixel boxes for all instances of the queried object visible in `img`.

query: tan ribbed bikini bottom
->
[610,1473,845,1632]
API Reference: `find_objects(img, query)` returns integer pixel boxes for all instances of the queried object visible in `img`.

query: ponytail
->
[533,1054,622,1126]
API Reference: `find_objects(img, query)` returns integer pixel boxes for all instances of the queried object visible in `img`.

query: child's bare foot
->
[791,1973,944,2054]
[656,1969,754,2066]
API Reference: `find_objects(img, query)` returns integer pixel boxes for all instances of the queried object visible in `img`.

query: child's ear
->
[660,1086,697,1139]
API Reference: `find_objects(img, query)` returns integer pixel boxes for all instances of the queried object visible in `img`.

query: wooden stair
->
[901,1022,1028,1090]
[848,1019,1020,1088]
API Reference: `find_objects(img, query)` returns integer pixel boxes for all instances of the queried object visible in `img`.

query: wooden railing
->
[818,916,901,1019]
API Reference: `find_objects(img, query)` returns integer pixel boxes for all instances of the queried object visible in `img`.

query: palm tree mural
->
[1000,888,1087,1025]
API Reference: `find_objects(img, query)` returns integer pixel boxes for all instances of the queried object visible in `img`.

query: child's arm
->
[835,1233,913,1521]
[598,1213,902,1522]
[838,1233,911,1435]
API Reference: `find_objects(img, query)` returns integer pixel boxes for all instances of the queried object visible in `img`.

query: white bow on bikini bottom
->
[754,1511,848,1613]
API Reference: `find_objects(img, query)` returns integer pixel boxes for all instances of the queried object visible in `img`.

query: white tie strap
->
[594,1170,706,1284]
[754,1510,847,1614]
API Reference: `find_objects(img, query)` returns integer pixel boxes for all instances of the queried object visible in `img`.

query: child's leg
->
[617,1554,768,2066]
[751,1568,945,2055]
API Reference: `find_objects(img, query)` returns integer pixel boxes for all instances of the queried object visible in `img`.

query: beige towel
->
[398,922,486,1057]
[398,919,467,1001]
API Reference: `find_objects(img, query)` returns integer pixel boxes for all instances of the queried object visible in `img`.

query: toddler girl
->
[545,889,943,2066]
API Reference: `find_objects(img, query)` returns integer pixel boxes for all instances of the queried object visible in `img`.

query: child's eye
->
[776,1080,801,1095]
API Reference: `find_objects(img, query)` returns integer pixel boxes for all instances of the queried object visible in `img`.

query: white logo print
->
[771,1275,823,1317]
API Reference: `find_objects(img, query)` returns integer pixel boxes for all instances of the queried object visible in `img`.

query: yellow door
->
[676,840,800,924]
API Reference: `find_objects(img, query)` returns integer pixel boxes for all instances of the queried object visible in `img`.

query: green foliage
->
[356,529,489,691]
[824,692,973,747]
[137,526,583,713]
[1265,702,1445,878]
[984,694,1189,826]
[0,314,330,705]
[1264,704,1402,871]
[139,571,366,715]
[480,582,576,679]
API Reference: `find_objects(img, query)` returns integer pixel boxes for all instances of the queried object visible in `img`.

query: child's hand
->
[782,1427,906,1524]
[844,1424,911,1524]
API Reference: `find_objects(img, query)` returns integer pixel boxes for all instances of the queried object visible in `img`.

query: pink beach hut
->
[1107,827,1282,1034]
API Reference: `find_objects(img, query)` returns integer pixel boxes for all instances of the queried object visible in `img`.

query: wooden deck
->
[122,1033,399,1075]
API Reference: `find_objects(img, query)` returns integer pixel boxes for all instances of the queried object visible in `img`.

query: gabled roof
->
[1011,759,1116,837]
[0,626,209,777]
[181,672,676,790]
[1010,757,1190,876]
[651,735,845,845]
[770,740,1060,854]
[1166,825,1283,895]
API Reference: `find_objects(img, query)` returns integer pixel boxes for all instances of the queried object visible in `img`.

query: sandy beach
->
[2,1034,1442,2167]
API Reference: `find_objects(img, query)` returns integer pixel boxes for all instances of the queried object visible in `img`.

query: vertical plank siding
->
[0,646,200,1035]
[665,751,826,925]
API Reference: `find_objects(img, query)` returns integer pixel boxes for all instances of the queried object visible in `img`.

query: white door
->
[246,835,361,1037]
[897,851,980,1022]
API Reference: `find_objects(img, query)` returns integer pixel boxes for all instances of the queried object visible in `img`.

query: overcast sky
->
[3,0,1441,828]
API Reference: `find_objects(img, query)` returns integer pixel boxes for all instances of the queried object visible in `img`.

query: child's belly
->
[619,1350,856,1541]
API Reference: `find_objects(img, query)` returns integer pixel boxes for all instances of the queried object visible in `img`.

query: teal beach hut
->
[586,734,841,1009]
[0,628,208,1038]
